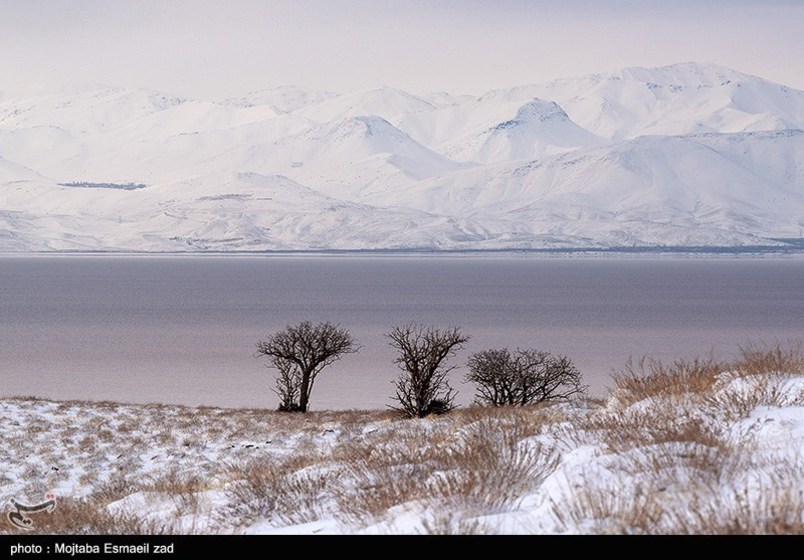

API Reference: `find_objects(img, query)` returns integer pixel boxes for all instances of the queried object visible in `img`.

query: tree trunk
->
[299,370,311,412]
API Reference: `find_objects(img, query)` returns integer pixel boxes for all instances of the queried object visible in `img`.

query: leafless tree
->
[467,348,586,406]
[387,324,469,418]
[271,358,302,412]
[256,321,358,412]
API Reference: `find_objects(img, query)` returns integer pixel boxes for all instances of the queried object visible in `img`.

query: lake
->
[0,255,802,410]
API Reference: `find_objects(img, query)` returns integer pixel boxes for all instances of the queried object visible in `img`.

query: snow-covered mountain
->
[438,98,603,164]
[1,62,803,252]
[479,62,804,140]
[222,86,337,113]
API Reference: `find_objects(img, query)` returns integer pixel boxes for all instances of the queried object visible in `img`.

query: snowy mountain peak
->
[618,62,760,88]
[436,98,600,164]
[332,115,403,139]
[298,87,436,124]
[354,86,436,110]
[62,86,187,111]
[304,115,410,149]
[512,99,568,125]
[222,86,337,112]
[0,86,187,134]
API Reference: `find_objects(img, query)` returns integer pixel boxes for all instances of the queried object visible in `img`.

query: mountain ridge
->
[1,62,803,252]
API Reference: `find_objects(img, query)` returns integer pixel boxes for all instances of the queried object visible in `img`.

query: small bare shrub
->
[467,348,586,406]
[256,321,358,412]
[387,324,469,418]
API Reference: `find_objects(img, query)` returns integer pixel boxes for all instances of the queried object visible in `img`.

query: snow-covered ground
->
[1,62,803,252]
[2,347,802,534]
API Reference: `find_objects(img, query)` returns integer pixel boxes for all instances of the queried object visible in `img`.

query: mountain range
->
[1,62,803,251]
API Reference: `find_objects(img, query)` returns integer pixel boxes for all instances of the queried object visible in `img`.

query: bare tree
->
[256,321,358,412]
[387,324,469,418]
[272,358,302,412]
[467,348,586,406]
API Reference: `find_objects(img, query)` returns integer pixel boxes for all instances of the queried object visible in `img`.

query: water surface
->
[0,256,801,409]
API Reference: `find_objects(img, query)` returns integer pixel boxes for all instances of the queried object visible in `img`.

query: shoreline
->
[2,247,804,259]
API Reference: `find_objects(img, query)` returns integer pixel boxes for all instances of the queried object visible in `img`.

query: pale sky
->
[1,0,802,99]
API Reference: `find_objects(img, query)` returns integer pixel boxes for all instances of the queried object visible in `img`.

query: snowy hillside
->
[1,63,803,252]
[2,346,802,534]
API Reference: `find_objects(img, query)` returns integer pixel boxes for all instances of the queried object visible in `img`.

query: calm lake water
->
[0,256,802,410]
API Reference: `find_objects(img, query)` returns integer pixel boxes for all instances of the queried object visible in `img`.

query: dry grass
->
[12,497,167,535]
[611,343,803,408]
[224,452,333,528]
[330,413,559,528]
[551,480,665,534]
[326,408,561,530]
[734,342,804,377]
[610,354,723,408]
[586,404,723,454]
[552,432,803,535]
[546,343,804,534]
[662,461,804,534]
[553,472,804,535]
[2,343,802,534]
[216,406,561,532]
[706,374,793,421]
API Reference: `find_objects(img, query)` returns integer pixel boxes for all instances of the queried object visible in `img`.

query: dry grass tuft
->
[551,480,664,535]
[706,375,792,421]
[224,452,333,528]
[733,342,804,377]
[583,390,725,455]
[663,464,804,534]
[332,412,560,528]
[611,354,723,408]
[11,497,168,535]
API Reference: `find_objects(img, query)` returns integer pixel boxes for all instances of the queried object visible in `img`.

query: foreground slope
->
[2,347,802,534]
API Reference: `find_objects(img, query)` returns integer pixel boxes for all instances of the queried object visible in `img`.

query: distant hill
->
[1,63,802,251]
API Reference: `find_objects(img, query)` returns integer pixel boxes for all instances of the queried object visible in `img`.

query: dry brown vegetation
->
[554,459,804,535]
[610,354,723,407]
[550,343,804,534]
[1,399,565,535]
[1,343,802,535]
[734,342,804,377]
